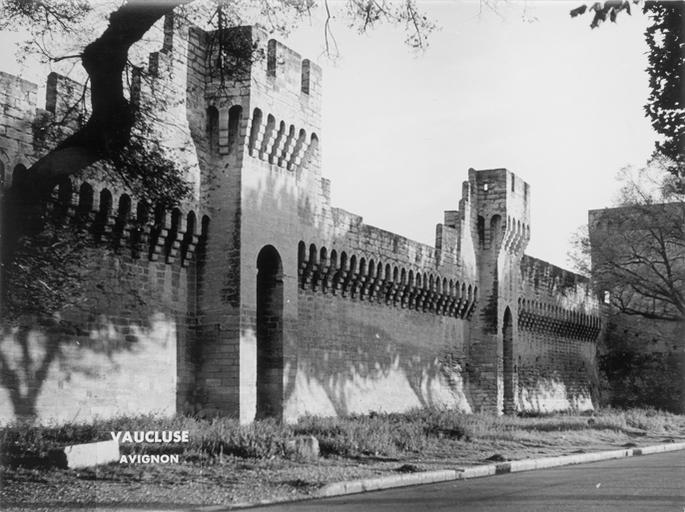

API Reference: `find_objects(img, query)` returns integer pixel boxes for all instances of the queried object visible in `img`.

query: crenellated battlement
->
[198,26,322,102]
[0,70,90,176]
[0,63,207,267]
[520,255,591,295]
[266,38,322,99]
[467,168,531,255]
[0,71,38,115]
[0,71,89,124]
[44,73,90,119]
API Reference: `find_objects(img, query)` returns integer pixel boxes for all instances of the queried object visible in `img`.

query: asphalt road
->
[249,449,685,512]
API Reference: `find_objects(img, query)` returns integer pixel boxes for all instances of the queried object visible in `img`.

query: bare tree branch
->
[586,164,685,322]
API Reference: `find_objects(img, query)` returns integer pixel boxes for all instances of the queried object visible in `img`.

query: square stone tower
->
[467,168,531,413]
[184,24,324,422]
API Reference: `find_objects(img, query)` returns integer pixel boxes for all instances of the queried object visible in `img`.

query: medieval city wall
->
[291,289,473,418]
[230,42,484,419]
[234,136,479,421]
[0,178,203,423]
[1,17,605,424]
[179,25,249,420]
[195,30,603,420]
[287,204,479,419]
[517,256,601,412]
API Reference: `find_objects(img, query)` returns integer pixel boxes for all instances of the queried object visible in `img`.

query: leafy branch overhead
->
[571,1,685,179]
[570,0,635,28]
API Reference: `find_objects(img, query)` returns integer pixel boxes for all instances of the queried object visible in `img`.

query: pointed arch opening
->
[207,106,219,153]
[502,306,515,415]
[249,108,263,154]
[227,105,242,154]
[256,245,284,420]
[76,182,94,225]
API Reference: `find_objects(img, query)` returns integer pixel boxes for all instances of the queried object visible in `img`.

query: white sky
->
[0,1,655,270]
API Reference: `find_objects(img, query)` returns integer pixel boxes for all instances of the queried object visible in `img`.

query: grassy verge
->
[2,407,683,464]
[1,408,684,509]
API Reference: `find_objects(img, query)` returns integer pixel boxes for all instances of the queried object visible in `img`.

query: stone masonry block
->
[50,440,120,469]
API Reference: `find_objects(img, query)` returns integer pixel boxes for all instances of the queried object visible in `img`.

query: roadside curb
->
[315,441,685,499]
[204,441,685,510]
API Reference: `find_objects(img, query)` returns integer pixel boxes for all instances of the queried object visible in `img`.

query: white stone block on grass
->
[51,439,120,469]
[284,435,319,460]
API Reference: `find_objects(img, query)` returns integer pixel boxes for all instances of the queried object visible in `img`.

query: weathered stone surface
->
[284,435,319,460]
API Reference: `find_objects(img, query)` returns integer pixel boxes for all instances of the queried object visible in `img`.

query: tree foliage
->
[572,1,685,179]
[643,1,684,178]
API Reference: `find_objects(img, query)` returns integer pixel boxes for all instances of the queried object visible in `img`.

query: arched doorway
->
[502,307,515,415]
[256,245,284,420]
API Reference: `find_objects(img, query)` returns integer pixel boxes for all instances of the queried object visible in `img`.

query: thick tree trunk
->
[31,0,189,190]
[1,0,189,313]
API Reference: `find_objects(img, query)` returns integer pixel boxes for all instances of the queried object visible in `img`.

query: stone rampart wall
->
[0,181,205,422]
[1,15,606,424]
[516,256,601,412]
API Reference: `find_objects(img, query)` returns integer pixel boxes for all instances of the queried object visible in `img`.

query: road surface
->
[250,449,685,512]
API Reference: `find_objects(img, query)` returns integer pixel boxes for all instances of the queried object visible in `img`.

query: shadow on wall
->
[279,304,473,420]
[0,312,178,423]
[237,150,595,419]
[277,297,600,418]
[599,321,685,413]
[235,131,473,419]
[0,164,199,424]
[518,375,595,413]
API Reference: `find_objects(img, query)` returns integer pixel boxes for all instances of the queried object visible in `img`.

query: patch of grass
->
[2,406,683,467]
[196,417,290,459]
[295,409,474,457]
[593,407,682,433]
[293,414,423,456]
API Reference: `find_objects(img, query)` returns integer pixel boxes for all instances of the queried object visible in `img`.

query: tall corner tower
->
[467,168,531,414]
[186,23,324,423]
